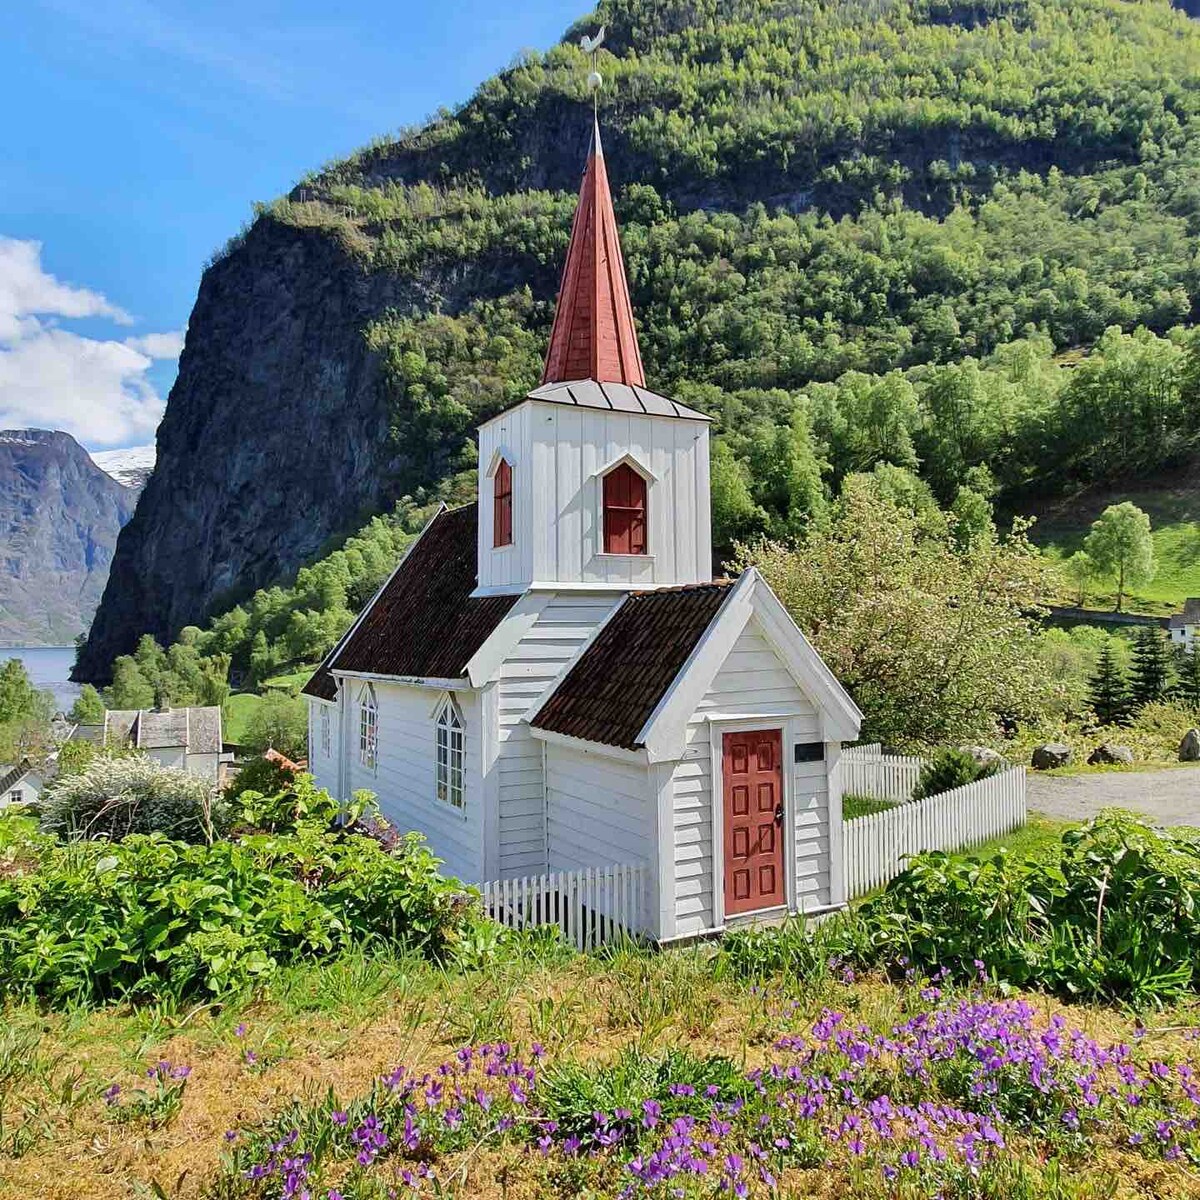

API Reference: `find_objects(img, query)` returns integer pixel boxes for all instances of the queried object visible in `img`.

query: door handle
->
[774,803,784,824]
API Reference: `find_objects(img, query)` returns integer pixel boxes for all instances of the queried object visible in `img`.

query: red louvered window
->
[603,463,647,555]
[493,458,513,548]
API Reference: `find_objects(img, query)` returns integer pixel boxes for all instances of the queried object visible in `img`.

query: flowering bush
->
[218,986,1200,1199]
[39,753,225,843]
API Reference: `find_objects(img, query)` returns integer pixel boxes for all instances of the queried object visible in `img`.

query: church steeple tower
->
[541,119,646,388]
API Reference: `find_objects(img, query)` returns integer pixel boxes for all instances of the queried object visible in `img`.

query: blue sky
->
[0,0,583,450]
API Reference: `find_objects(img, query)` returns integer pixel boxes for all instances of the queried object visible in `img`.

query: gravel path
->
[1028,766,1200,826]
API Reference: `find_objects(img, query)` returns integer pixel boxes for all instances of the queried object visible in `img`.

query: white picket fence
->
[843,766,1027,898]
[480,863,647,951]
[841,742,923,804]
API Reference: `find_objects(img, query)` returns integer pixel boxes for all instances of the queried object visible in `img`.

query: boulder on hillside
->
[1031,743,1073,770]
[1180,728,1200,762]
[960,745,1004,769]
[1087,742,1134,767]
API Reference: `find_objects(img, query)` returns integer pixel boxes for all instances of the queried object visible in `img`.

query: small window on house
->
[358,685,377,771]
[603,462,648,555]
[435,697,465,810]
[493,458,513,548]
[321,707,331,758]
[9,790,21,805]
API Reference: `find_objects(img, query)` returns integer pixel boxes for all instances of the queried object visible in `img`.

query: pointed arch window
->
[358,684,377,771]
[493,457,513,548]
[603,462,648,555]
[435,696,465,810]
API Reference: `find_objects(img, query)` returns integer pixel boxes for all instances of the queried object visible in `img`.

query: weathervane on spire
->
[580,25,606,115]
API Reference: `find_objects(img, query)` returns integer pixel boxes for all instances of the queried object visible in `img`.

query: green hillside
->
[1033,467,1200,612]
[100,0,1200,701]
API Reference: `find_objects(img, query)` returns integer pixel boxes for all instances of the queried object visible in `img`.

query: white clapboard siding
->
[674,617,828,937]
[496,593,622,876]
[481,864,648,950]
[545,742,653,872]
[477,399,711,591]
[346,680,484,885]
[841,743,922,804]
[843,767,1027,898]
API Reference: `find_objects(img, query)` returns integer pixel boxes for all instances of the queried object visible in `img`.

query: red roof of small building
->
[541,119,646,389]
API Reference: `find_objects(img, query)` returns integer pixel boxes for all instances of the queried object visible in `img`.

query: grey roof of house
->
[104,710,139,745]
[185,707,223,754]
[68,723,105,745]
[525,380,712,422]
[0,759,33,793]
[1183,598,1200,624]
[103,707,223,755]
[136,709,189,749]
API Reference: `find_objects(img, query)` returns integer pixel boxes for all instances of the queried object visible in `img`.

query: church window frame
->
[434,695,465,810]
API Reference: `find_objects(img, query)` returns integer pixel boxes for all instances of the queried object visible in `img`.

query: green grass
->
[222,692,264,746]
[260,665,317,692]
[1030,477,1200,614]
[842,793,899,819]
[957,814,1077,865]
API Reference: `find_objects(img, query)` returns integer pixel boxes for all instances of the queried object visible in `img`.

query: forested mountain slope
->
[76,0,1200,681]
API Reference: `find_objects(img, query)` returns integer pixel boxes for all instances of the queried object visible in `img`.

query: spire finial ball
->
[587,69,603,92]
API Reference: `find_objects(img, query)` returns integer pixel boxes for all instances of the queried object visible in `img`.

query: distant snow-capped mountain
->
[89,444,156,491]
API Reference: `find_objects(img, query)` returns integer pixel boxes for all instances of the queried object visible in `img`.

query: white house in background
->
[0,760,43,808]
[1168,599,1200,649]
[304,117,863,943]
[77,707,225,782]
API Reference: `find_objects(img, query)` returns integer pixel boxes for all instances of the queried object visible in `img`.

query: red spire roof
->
[542,120,646,388]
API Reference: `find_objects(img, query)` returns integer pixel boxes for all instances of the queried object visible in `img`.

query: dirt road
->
[1028,766,1200,826]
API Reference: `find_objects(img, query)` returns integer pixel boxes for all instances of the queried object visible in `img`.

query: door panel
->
[722,728,785,916]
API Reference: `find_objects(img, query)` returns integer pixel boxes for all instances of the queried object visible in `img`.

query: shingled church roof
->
[531,582,733,751]
[541,119,646,389]
[303,504,519,697]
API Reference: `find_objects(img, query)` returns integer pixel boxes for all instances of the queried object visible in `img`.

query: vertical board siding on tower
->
[545,744,653,872]
[346,681,483,884]
[495,592,622,877]
[478,401,709,592]
[672,620,831,937]
[478,402,534,591]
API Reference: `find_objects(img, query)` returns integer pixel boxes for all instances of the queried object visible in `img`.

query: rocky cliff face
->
[74,221,400,679]
[0,430,138,645]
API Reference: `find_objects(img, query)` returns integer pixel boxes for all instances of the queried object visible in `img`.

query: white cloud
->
[124,330,185,359]
[0,237,130,341]
[0,236,176,447]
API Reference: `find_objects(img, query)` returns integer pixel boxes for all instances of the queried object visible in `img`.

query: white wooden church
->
[304,118,862,943]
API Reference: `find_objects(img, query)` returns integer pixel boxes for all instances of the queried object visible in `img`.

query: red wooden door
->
[722,729,785,915]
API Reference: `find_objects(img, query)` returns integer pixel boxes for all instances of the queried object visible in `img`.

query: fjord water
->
[0,645,81,712]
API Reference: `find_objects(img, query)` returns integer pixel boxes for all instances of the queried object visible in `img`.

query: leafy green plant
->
[913,747,999,800]
[857,811,1200,1005]
[106,1060,191,1130]
[0,794,473,1005]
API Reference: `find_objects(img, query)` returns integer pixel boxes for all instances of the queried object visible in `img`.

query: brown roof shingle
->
[532,582,733,751]
[301,661,338,701]
[308,503,519,691]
